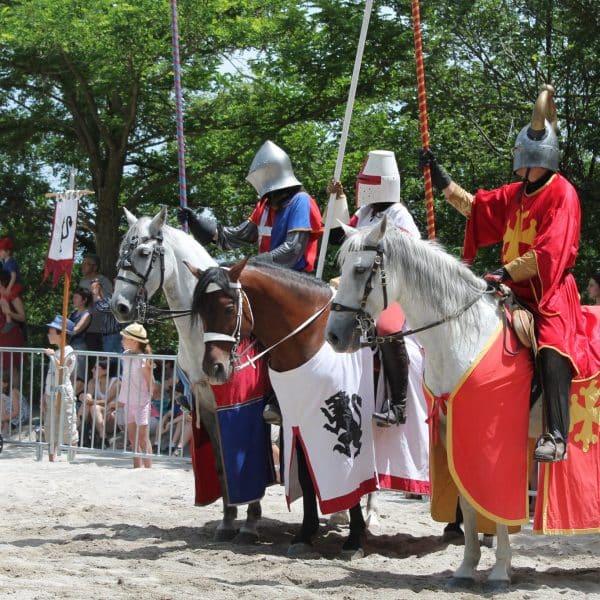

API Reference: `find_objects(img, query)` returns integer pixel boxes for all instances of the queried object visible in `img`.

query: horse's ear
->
[183,260,204,280]
[365,215,387,246]
[149,206,168,238]
[228,256,250,282]
[123,207,138,226]
[339,221,358,239]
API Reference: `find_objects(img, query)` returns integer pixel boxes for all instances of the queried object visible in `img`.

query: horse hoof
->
[213,528,238,542]
[341,547,364,561]
[483,579,510,593]
[287,543,320,559]
[446,577,476,591]
[233,530,259,545]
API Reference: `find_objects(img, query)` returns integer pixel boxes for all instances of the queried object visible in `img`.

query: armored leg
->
[373,336,409,427]
[534,348,572,462]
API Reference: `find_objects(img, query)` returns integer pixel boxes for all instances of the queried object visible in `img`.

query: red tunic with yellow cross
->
[462,173,600,378]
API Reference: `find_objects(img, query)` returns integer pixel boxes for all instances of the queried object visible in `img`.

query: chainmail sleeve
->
[216,220,259,250]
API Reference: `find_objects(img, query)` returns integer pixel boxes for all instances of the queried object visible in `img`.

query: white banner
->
[44,191,81,286]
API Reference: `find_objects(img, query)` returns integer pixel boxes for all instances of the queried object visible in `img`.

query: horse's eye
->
[139,248,151,257]
[225,304,235,314]
[354,266,367,275]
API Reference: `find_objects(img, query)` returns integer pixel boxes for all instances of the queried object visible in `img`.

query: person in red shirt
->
[420,84,600,463]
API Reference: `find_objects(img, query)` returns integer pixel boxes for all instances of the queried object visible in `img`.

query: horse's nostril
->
[327,332,339,345]
[116,303,128,315]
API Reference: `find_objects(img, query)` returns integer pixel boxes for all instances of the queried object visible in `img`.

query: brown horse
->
[188,257,376,558]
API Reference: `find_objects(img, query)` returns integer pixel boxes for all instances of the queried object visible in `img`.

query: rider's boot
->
[534,348,572,462]
[373,336,409,427]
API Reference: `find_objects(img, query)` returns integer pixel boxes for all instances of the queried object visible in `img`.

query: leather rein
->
[330,242,491,345]
[202,275,334,371]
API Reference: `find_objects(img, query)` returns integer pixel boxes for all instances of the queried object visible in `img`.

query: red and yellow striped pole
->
[411,0,436,240]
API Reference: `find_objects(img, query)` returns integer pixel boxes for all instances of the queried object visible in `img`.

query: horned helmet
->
[355,150,401,208]
[513,84,560,173]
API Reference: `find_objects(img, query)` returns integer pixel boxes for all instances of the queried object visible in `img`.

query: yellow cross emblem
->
[570,380,600,452]
[502,209,537,263]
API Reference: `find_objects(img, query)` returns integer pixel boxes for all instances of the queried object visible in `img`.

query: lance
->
[316,0,374,279]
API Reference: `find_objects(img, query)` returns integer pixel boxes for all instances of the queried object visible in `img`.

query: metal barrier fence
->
[0,346,192,465]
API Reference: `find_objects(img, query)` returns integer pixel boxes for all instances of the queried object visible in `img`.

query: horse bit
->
[331,242,489,344]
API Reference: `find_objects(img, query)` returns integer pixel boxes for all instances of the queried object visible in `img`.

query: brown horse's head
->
[188,258,251,384]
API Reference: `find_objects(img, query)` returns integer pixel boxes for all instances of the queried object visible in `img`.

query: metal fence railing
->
[0,346,192,465]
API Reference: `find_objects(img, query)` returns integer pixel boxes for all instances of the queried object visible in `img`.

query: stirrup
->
[534,433,567,463]
[373,399,406,427]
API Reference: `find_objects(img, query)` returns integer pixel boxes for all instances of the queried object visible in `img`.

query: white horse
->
[111,207,266,542]
[325,217,519,587]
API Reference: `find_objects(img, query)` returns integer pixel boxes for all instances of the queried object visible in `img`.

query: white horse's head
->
[112,207,171,322]
[326,217,392,353]
[112,206,216,323]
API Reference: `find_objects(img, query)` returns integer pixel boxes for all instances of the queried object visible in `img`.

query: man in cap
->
[179,140,323,272]
[419,84,600,462]
[329,150,421,426]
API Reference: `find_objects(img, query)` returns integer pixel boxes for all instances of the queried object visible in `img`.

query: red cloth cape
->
[425,322,533,527]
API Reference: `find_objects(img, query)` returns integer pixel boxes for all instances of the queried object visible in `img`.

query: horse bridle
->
[202,270,333,371]
[331,242,388,343]
[115,232,190,324]
[331,242,490,344]
[203,281,252,346]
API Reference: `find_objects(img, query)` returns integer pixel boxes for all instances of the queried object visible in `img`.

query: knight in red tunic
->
[420,84,600,463]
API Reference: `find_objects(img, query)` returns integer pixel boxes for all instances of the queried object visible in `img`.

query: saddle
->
[498,284,537,353]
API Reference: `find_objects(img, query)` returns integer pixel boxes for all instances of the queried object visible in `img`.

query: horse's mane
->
[246,258,332,291]
[341,226,488,320]
[190,260,332,325]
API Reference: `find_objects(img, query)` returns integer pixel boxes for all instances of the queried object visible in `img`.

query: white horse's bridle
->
[116,231,190,324]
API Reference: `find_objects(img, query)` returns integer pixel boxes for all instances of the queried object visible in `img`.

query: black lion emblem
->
[320,391,363,457]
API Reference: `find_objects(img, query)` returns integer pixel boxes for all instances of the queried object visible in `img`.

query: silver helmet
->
[245,140,302,198]
[513,84,560,173]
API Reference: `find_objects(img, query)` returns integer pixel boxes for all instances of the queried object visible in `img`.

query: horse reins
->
[202,274,334,371]
[331,242,493,345]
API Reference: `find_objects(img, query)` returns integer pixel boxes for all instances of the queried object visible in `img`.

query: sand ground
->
[1,444,599,599]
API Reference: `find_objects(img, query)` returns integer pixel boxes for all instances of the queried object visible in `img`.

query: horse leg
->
[215,501,238,542]
[364,492,381,534]
[234,501,262,544]
[485,523,511,588]
[195,395,238,542]
[288,441,320,557]
[342,502,366,559]
[451,495,481,583]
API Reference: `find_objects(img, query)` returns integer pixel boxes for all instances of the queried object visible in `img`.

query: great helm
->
[513,84,560,173]
[356,150,401,208]
[245,140,302,198]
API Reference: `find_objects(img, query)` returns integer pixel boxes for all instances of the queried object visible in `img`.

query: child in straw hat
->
[118,322,153,468]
